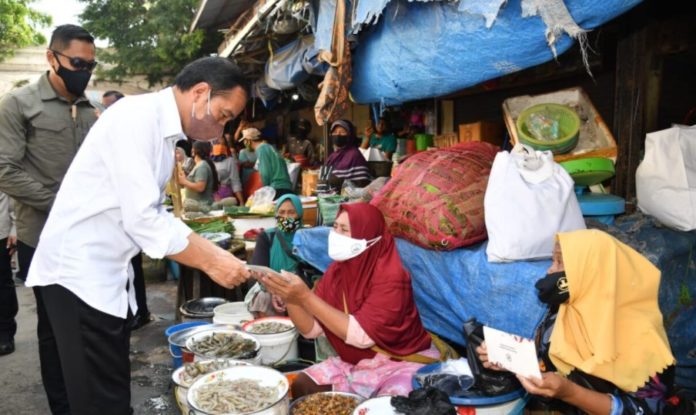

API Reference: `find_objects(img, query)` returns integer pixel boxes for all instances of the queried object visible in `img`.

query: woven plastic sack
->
[371,142,498,250]
[318,195,346,226]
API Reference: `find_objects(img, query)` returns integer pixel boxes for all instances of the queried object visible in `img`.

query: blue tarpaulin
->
[341,0,642,104]
[293,213,696,393]
[265,35,327,91]
[293,226,549,344]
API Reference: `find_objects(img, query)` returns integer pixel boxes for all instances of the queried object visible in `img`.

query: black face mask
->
[535,271,570,305]
[54,59,92,97]
[332,134,348,148]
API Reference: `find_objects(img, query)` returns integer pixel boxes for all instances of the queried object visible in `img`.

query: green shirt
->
[369,132,397,154]
[0,72,97,247]
[256,143,292,191]
[185,161,215,204]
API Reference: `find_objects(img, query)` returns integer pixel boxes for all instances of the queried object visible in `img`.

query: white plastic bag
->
[249,186,276,214]
[358,147,387,162]
[636,125,696,231]
[485,145,586,262]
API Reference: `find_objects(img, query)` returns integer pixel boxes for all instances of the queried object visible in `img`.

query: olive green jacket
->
[0,72,96,247]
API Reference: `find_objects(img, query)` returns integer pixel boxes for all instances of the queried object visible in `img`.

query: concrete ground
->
[0,281,182,415]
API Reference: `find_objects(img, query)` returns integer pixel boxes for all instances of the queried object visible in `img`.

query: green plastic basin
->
[516,103,581,154]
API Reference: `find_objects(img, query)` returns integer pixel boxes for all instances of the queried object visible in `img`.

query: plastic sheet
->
[293,226,550,344]
[265,36,315,91]
[345,0,641,104]
[294,214,696,394]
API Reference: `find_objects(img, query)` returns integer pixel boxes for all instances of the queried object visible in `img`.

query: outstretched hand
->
[260,270,310,305]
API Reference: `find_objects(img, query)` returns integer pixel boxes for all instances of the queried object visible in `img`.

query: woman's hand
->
[177,170,187,186]
[260,270,311,305]
[517,372,573,400]
[272,295,287,314]
[476,342,507,371]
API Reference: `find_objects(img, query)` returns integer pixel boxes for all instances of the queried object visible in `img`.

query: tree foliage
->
[0,0,52,62]
[79,0,210,86]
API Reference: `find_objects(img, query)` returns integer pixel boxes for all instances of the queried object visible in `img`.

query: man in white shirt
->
[26,57,251,414]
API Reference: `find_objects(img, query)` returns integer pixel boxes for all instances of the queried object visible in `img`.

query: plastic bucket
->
[414,134,433,151]
[165,321,208,369]
[242,317,299,365]
[455,397,525,414]
[212,301,253,326]
[396,138,408,156]
[406,139,417,155]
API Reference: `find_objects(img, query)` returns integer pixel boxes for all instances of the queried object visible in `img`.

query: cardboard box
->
[502,87,617,162]
[458,121,504,146]
[434,132,459,148]
[301,170,319,196]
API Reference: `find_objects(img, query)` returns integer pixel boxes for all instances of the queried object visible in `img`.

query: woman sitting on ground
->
[244,194,304,318]
[325,120,371,190]
[261,203,436,399]
[477,229,691,415]
[178,141,219,205]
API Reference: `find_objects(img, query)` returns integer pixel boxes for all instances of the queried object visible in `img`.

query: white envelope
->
[483,326,542,380]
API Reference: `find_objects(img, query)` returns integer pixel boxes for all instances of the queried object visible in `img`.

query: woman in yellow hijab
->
[478,229,692,414]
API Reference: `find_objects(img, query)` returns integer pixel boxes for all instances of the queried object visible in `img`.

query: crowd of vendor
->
[0,23,693,415]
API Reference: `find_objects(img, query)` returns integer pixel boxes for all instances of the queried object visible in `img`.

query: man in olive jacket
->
[0,24,97,414]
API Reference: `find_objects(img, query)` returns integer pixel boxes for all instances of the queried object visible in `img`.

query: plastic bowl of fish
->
[187,365,290,415]
[172,359,252,389]
[290,391,364,415]
[242,317,299,365]
[186,328,261,361]
[242,317,295,335]
[172,359,252,412]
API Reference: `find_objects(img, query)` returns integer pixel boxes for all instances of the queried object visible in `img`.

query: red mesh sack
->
[371,142,497,250]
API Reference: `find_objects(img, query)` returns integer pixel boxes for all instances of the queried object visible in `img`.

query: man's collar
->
[39,71,92,105]
[158,87,185,141]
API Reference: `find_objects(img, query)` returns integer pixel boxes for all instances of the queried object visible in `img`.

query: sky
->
[32,0,108,47]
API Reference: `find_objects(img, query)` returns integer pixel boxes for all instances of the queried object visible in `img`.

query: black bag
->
[391,387,456,415]
[463,318,522,396]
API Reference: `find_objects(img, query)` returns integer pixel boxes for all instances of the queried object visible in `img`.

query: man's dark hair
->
[174,57,249,96]
[103,90,124,101]
[49,24,95,51]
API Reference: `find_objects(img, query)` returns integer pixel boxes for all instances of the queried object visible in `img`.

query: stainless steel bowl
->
[180,297,228,318]
[167,323,240,349]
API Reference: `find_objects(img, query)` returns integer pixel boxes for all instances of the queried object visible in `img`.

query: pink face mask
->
[188,90,224,141]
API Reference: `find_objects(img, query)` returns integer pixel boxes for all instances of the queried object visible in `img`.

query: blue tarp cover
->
[293,213,696,393]
[342,0,642,104]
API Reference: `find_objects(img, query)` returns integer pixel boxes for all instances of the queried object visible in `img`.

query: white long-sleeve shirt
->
[27,87,192,318]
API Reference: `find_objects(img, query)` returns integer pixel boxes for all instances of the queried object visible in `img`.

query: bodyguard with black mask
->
[0,24,97,413]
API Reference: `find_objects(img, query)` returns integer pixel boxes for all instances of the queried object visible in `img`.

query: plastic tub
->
[414,134,434,151]
[242,317,299,365]
[516,103,580,154]
[212,301,253,326]
[164,321,208,369]
[187,366,290,415]
[413,362,526,414]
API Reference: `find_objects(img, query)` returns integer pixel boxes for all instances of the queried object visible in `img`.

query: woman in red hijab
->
[261,203,433,398]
